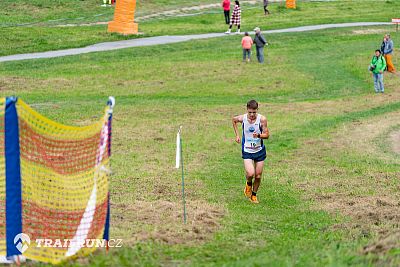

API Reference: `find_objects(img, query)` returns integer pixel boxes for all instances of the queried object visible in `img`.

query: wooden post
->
[108,0,138,35]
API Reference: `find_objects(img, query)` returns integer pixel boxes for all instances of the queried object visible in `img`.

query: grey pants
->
[256,46,264,63]
[373,73,384,92]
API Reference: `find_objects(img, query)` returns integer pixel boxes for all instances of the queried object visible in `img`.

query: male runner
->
[232,100,269,203]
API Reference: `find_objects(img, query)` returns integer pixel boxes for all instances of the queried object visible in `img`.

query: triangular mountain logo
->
[14,233,30,253]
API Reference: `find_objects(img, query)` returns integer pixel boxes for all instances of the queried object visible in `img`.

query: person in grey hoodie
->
[383,34,396,73]
[253,27,268,63]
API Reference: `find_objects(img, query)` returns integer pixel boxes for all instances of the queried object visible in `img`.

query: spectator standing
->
[383,34,396,73]
[369,49,387,93]
[380,36,386,55]
[222,0,231,25]
[264,0,270,15]
[225,1,241,34]
[253,27,268,63]
[242,32,253,62]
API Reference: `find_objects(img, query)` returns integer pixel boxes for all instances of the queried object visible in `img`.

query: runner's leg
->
[244,159,255,183]
[253,160,265,193]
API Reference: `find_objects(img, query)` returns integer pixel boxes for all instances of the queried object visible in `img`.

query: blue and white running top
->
[242,114,264,153]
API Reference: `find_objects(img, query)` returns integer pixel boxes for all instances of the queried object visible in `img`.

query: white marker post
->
[175,126,187,224]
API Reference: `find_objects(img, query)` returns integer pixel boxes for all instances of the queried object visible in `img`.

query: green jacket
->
[370,55,386,74]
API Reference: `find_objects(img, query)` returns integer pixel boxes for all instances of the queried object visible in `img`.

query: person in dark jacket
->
[380,36,386,55]
[253,27,268,63]
[263,0,270,15]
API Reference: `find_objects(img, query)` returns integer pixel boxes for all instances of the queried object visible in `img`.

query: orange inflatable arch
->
[286,0,296,9]
[108,0,138,35]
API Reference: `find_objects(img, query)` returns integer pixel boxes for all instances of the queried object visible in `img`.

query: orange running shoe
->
[250,195,259,204]
[244,184,252,198]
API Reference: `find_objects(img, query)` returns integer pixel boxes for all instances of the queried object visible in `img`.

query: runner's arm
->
[259,116,269,139]
[232,114,243,143]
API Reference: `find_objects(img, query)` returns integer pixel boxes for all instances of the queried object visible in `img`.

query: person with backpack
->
[253,27,268,63]
[369,49,387,93]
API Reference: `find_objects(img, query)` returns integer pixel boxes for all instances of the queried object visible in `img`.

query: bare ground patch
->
[0,76,73,94]
[331,111,400,162]
[112,200,224,245]
[108,105,228,246]
[320,194,400,231]
[0,76,33,93]
[289,110,400,256]
[363,230,400,255]
[352,28,389,35]
[390,130,400,155]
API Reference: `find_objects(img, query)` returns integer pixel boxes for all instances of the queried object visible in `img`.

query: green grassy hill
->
[0,1,399,266]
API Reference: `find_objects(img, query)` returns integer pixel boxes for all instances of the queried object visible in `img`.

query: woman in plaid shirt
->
[225,1,241,34]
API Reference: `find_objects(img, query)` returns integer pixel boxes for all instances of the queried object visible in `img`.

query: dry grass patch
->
[112,200,224,245]
[0,76,74,95]
[286,110,400,256]
[332,111,400,162]
[363,230,400,255]
[390,130,400,155]
[109,104,228,245]
[352,29,390,35]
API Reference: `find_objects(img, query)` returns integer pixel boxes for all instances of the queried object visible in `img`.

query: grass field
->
[1,0,400,265]
[1,16,399,265]
[1,0,400,56]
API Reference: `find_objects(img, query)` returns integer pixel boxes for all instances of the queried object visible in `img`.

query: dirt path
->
[0,22,390,63]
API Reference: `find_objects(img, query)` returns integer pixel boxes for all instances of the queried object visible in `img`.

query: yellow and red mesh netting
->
[0,98,112,264]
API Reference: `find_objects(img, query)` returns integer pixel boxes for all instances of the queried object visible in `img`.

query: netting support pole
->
[5,97,23,258]
[104,192,111,255]
[103,96,114,255]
